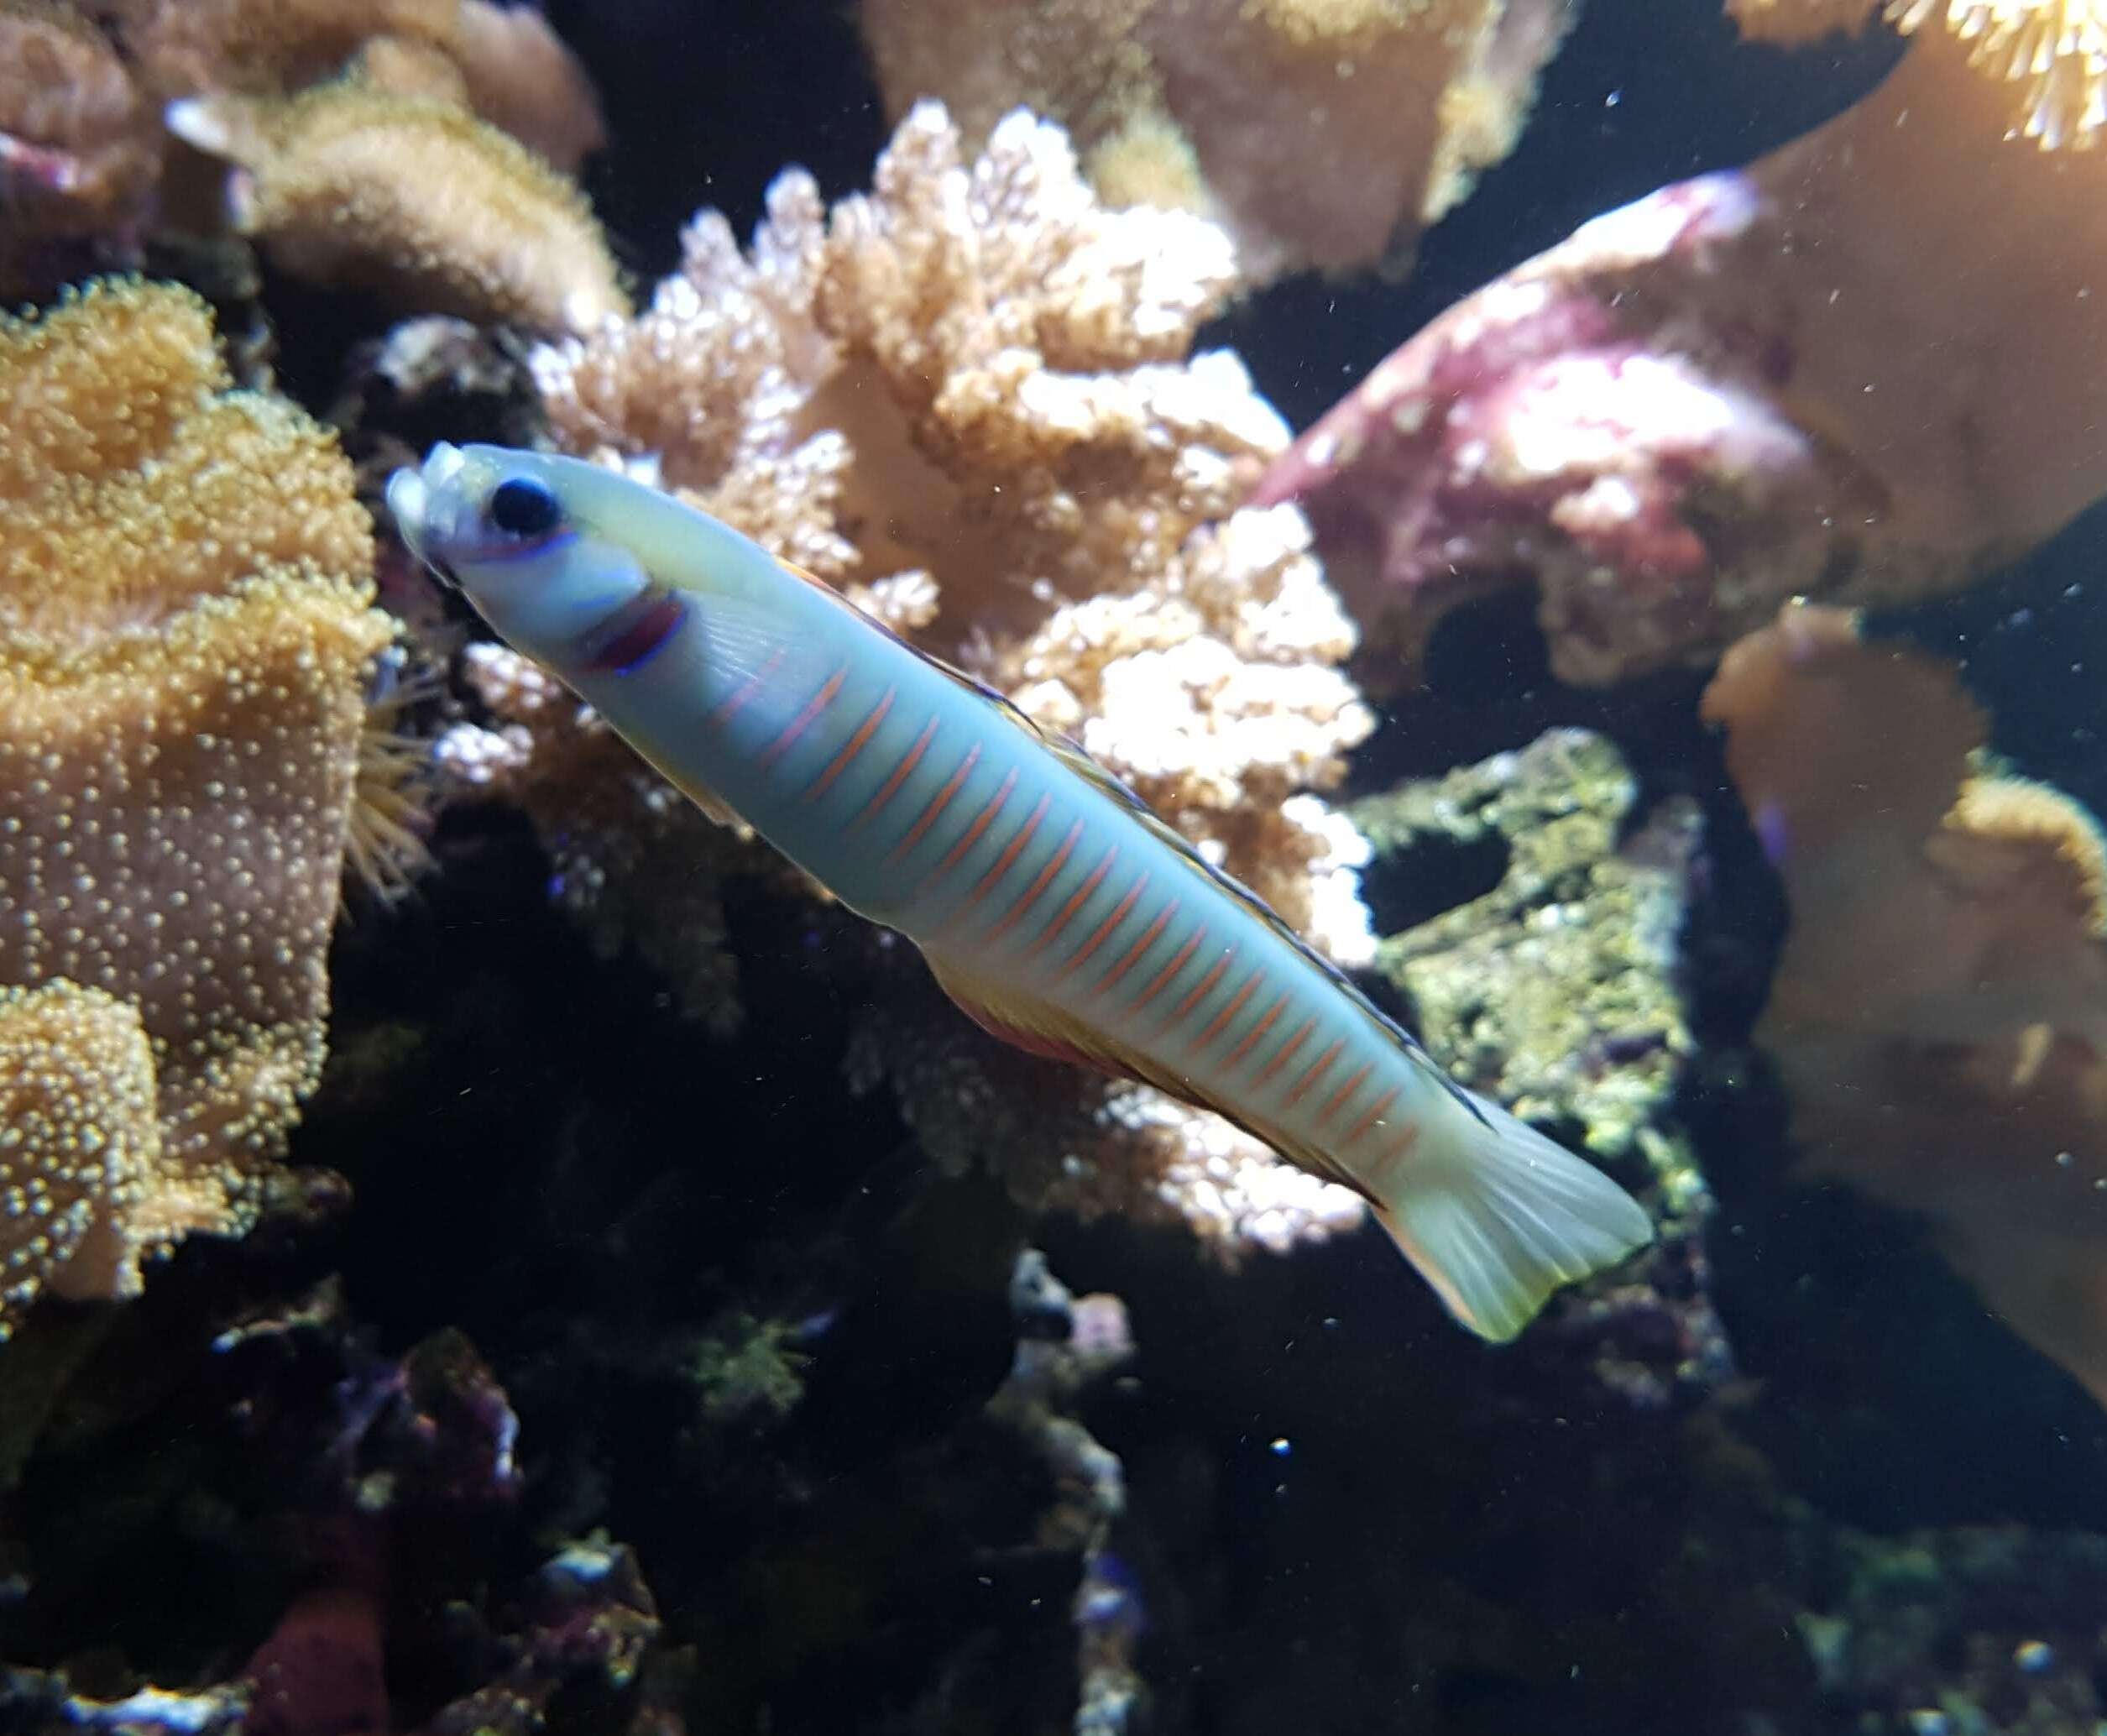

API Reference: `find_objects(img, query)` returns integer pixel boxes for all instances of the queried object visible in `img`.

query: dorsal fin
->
[772,553,1487,1126]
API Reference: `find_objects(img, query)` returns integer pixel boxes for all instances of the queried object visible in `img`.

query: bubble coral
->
[0,279,393,1336]
[440,102,1379,1249]
[855,0,1581,280]
[1702,602,2107,1409]
[1258,2,2107,688]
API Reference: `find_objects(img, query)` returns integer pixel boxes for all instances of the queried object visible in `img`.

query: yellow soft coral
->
[0,279,392,1335]
[0,981,161,1322]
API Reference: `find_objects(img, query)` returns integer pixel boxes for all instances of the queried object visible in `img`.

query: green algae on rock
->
[1353,728,1722,1402]
[1352,728,1699,1172]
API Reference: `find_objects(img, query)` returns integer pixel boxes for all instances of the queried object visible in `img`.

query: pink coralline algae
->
[1253,172,1853,688]
[1257,21,2107,688]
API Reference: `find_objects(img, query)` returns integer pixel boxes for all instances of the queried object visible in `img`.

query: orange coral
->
[531,103,1367,939]
[1702,602,2107,1407]
[858,0,1578,280]
[0,279,392,1334]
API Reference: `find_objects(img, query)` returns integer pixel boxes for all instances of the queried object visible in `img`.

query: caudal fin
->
[1371,1095,1653,1343]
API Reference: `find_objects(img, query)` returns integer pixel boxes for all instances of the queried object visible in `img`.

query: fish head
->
[386,443,664,667]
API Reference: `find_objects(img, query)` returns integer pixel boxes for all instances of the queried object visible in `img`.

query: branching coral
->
[167,81,625,333]
[0,278,393,1335]
[855,0,1580,280]
[1258,3,2107,688]
[439,102,1379,1249]
[1703,602,2107,1409]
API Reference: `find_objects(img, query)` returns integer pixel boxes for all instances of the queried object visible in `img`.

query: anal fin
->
[927,954,1132,1080]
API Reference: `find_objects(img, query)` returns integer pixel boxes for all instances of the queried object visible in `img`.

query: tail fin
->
[1371,1095,1653,1342]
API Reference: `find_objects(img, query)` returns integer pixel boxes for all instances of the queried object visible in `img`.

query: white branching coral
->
[450,102,1378,1248]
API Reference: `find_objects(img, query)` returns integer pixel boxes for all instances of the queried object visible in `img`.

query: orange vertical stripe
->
[1252,1016,1318,1087]
[1284,1038,1346,1107]
[851,716,938,827]
[1315,1061,1374,1127]
[989,818,1084,942]
[1025,844,1118,959]
[890,743,983,861]
[1342,1086,1401,1149]
[1223,991,1290,1070]
[966,793,1050,907]
[932,768,1017,879]
[1090,897,1179,997]
[803,686,895,802]
[1129,928,1205,1015]
[759,665,846,766]
[1191,965,1264,1049]
[1160,948,1235,1036]
[1054,871,1151,983]
[708,648,787,724]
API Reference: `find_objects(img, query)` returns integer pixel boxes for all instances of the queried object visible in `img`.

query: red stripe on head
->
[583,591,689,675]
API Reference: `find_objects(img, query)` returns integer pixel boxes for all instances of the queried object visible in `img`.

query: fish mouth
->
[385,442,477,583]
[384,465,431,562]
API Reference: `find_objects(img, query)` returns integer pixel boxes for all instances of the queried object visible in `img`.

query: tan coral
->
[0,2,155,256]
[118,0,603,165]
[0,0,604,296]
[112,0,462,96]
[0,278,391,1333]
[469,104,1378,1247]
[1702,602,2107,1409]
[168,81,625,333]
[856,0,1578,280]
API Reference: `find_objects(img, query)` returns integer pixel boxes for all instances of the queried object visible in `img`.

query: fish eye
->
[487,475,563,539]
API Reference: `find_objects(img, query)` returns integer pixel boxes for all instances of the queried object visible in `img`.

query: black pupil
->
[489,477,561,537]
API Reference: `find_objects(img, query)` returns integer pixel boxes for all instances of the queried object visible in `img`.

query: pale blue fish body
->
[388,443,1652,1342]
